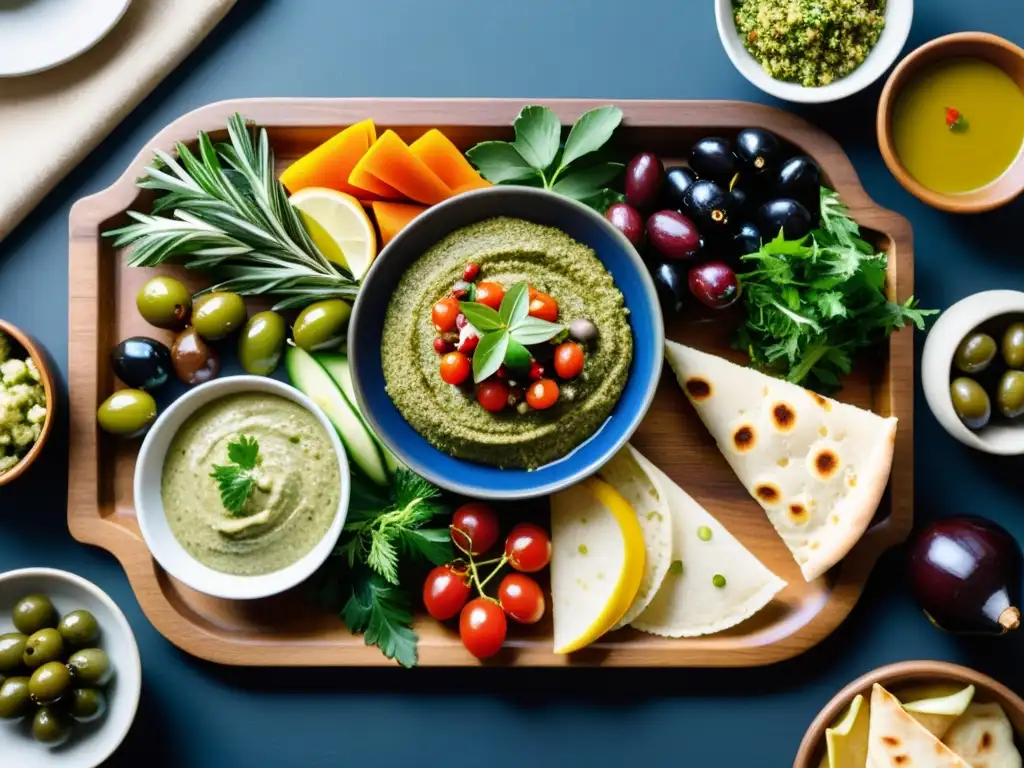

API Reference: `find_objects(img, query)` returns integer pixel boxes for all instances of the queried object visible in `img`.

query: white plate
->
[0,0,131,78]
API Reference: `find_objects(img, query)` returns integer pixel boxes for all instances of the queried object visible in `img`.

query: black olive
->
[733,222,763,257]
[689,138,737,184]
[111,337,173,391]
[757,199,813,241]
[662,166,698,210]
[682,180,735,236]
[735,128,781,176]
[651,262,688,316]
[776,155,822,214]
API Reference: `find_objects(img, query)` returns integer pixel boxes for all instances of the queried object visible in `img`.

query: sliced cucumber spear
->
[285,346,388,486]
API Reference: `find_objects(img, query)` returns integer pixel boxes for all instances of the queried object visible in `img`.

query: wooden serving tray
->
[67,99,914,667]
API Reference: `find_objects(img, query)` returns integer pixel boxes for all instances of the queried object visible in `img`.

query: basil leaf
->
[551,162,623,201]
[499,281,530,327]
[558,106,623,172]
[458,301,503,332]
[512,106,562,172]
[473,331,509,383]
[509,317,565,345]
[465,142,538,184]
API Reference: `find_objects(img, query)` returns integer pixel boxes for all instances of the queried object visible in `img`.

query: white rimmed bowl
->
[715,0,914,103]
[921,290,1024,455]
[134,376,350,600]
[0,568,141,768]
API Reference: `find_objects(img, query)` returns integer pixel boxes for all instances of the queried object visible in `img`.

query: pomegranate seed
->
[528,361,545,380]
[433,337,453,354]
[463,263,480,281]
[459,335,479,355]
[452,288,467,299]
[456,313,468,329]
[496,365,509,380]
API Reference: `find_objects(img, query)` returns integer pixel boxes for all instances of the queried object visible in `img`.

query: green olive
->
[954,332,997,374]
[0,676,31,719]
[22,628,63,669]
[136,276,192,330]
[29,661,72,704]
[292,299,352,351]
[97,388,158,437]
[1003,322,1024,369]
[192,292,247,341]
[238,311,287,375]
[67,648,112,688]
[0,633,28,674]
[67,687,107,723]
[12,593,57,635]
[951,377,991,430]
[32,705,73,746]
[58,610,100,649]
[997,370,1024,418]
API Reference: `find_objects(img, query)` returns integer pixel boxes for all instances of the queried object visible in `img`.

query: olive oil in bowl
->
[892,58,1024,195]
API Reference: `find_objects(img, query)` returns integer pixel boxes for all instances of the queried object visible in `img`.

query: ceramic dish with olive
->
[949,318,1024,430]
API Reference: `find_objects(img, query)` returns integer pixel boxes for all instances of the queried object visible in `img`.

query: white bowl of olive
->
[922,290,1024,454]
[0,568,141,767]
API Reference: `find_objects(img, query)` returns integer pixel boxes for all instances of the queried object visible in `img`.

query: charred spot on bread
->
[980,730,993,751]
[732,424,756,452]
[787,503,809,525]
[771,402,796,431]
[754,483,781,504]
[882,736,900,748]
[810,392,832,412]
[685,378,712,401]
[813,449,840,479]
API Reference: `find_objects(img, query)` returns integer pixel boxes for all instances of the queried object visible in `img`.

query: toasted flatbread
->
[867,684,970,768]
[664,342,897,582]
[943,702,1022,768]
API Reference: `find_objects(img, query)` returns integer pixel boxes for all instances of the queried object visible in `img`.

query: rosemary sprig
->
[104,114,358,310]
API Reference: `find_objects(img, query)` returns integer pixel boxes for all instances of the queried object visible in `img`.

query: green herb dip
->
[162,393,340,576]
[733,0,886,87]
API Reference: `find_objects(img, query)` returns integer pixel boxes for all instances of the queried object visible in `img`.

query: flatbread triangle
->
[867,684,970,768]
[664,341,897,582]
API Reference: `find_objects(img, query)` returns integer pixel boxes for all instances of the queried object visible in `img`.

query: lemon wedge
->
[550,477,646,654]
[289,187,377,280]
[825,693,869,768]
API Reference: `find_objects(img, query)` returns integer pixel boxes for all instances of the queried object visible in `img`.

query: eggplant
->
[776,156,822,213]
[757,199,812,241]
[735,128,781,176]
[689,138,737,184]
[662,166,698,210]
[683,180,735,238]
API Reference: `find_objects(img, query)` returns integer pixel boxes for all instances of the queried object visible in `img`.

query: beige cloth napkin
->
[0,0,237,240]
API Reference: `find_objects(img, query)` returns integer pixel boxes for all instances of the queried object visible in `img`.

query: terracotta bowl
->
[794,660,1024,767]
[877,32,1024,213]
[0,319,56,486]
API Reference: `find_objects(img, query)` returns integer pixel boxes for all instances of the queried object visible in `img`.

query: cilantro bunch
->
[735,188,936,392]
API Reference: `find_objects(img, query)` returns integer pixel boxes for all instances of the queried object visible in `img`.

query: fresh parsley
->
[735,188,937,392]
[459,281,565,382]
[466,105,625,212]
[209,435,262,515]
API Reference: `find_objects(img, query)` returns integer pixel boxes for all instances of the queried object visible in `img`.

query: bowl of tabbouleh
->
[716,0,913,103]
[0,320,54,487]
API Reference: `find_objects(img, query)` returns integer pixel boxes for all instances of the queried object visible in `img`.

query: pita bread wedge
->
[901,684,976,739]
[630,449,786,637]
[598,445,674,629]
[943,701,1022,768]
[867,684,971,768]
[664,341,897,582]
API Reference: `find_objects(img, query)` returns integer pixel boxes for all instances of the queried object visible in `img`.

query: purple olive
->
[605,202,644,248]
[646,210,701,260]
[625,152,664,211]
[688,261,739,309]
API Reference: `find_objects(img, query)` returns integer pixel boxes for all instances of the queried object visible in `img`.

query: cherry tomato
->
[553,342,584,379]
[476,380,509,412]
[459,598,507,659]
[498,573,546,624]
[475,282,505,311]
[423,564,471,620]
[451,502,500,555]
[439,351,471,385]
[529,291,559,322]
[433,337,453,354]
[432,296,460,332]
[526,378,559,410]
[463,263,480,281]
[505,522,552,573]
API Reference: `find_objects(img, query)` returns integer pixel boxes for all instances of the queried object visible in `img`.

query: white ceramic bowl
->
[921,290,1024,455]
[715,0,914,103]
[134,376,350,600]
[0,568,141,768]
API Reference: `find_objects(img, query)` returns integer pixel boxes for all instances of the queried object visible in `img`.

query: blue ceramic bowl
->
[348,187,664,500]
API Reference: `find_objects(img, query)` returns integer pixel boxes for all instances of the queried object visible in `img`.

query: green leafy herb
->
[459,280,564,382]
[735,187,937,392]
[342,567,420,668]
[209,435,261,515]
[466,105,624,212]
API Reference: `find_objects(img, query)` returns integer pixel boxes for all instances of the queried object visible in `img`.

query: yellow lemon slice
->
[289,187,377,280]
[550,477,646,654]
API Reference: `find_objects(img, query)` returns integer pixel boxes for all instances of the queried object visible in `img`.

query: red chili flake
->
[945,106,966,131]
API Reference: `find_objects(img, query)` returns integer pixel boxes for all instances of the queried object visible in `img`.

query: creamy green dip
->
[381,217,633,469]
[162,393,340,576]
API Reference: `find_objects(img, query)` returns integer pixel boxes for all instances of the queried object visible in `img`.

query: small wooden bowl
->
[877,32,1024,213]
[0,319,56,486]
[794,660,1024,767]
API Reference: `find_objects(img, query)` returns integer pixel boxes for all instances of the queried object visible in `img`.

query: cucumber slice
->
[285,346,388,486]
[317,353,404,474]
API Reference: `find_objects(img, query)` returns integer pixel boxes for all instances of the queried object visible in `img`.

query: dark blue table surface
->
[2,1,1023,765]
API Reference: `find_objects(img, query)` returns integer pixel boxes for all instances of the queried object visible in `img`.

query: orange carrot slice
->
[280,119,379,198]
[410,129,491,192]
[371,201,429,246]
[352,130,453,205]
